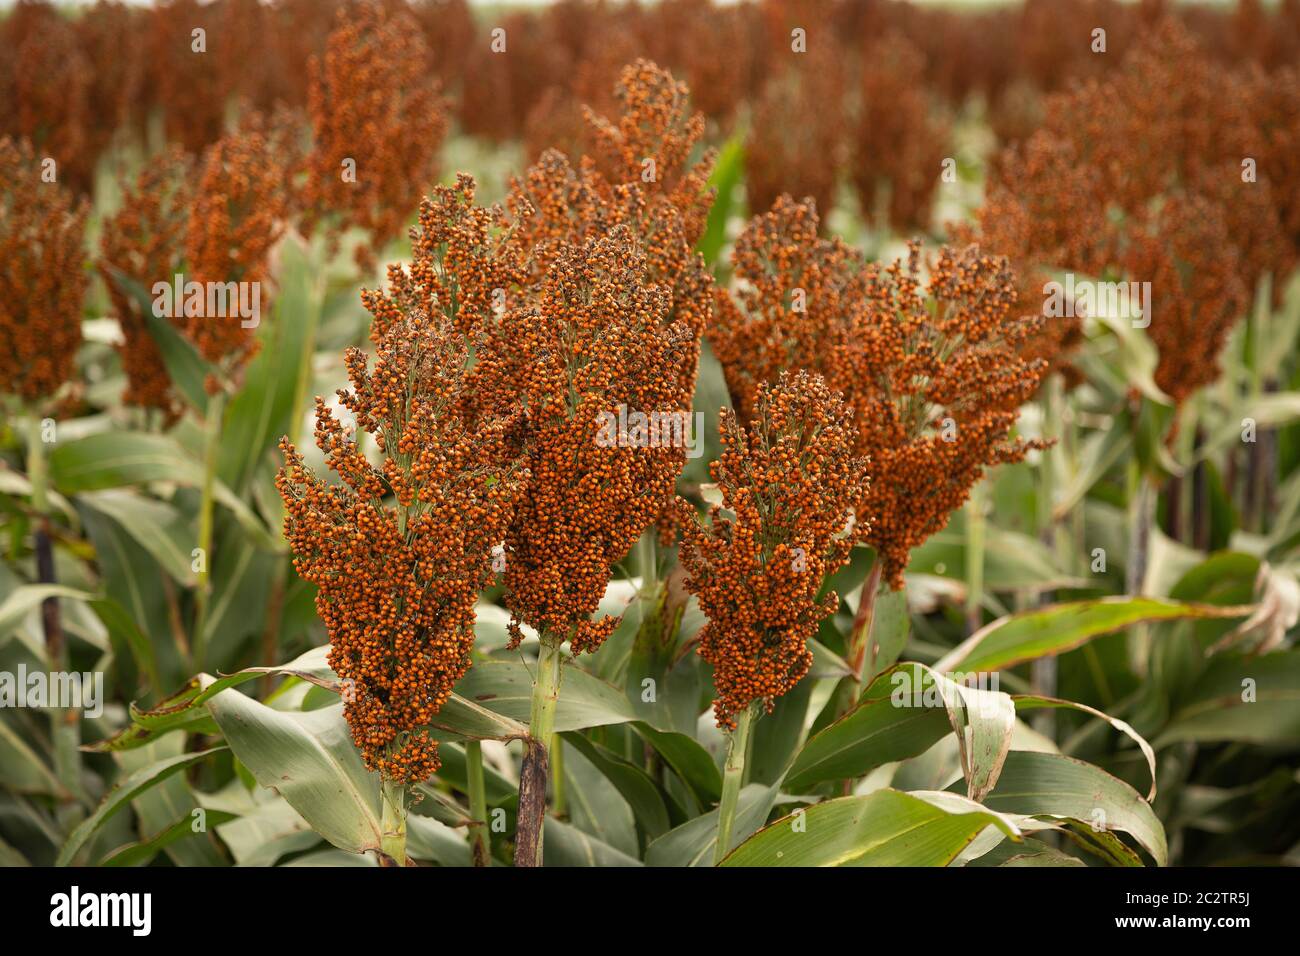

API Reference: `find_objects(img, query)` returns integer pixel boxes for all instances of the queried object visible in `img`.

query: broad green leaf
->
[1053,416,1133,521]
[100,810,238,867]
[0,716,70,799]
[1156,650,1300,746]
[1014,695,1156,799]
[721,789,1021,867]
[49,431,280,552]
[936,597,1252,673]
[93,646,526,751]
[103,266,214,410]
[978,751,1166,866]
[631,723,722,804]
[644,782,780,867]
[219,234,322,492]
[56,747,224,866]
[562,732,670,840]
[0,585,93,643]
[204,692,383,855]
[454,659,637,732]
[81,490,195,586]
[543,816,643,867]
[786,672,951,791]
[910,527,1084,594]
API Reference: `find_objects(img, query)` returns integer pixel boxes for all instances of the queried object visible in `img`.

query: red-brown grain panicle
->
[712,197,1046,588]
[493,226,692,655]
[0,137,89,405]
[99,146,194,424]
[302,0,450,272]
[0,1,93,192]
[1120,196,1248,406]
[508,60,715,400]
[745,43,845,224]
[851,32,949,233]
[676,370,866,729]
[183,122,288,378]
[276,203,526,784]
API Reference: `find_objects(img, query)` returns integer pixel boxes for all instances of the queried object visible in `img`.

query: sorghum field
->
[2,0,1300,897]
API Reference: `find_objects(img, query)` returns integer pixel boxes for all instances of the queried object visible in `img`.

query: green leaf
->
[81,490,196,586]
[0,717,71,799]
[454,658,637,732]
[562,732,670,840]
[698,136,744,267]
[863,584,910,681]
[978,751,1166,866]
[543,816,643,866]
[721,789,1021,867]
[56,747,225,866]
[49,431,280,552]
[93,645,527,752]
[1013,695,1157,799]
[100,810,238,867]
[785,672,952,791]
[219,235,322,492]
[204,692,383,855]
[1156,650,1300,746]
[0,585,93,643]
[644,782,780,867]
[1053,416,1133,521]
[103,266,215,410]
[935,597,1253,673]
[631,723,722,804]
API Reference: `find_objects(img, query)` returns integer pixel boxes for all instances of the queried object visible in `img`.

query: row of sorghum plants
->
[4,2,1299,869]
[4,0,1297,226]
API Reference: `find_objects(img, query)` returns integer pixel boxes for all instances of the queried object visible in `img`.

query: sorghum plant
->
[302,0,449,272]
[0,135,89,798]
[99,146,194,425]
[675,370,866,860]
[0,137,89,407]
[850,33,949,234]
[712,196,1045,667]
[277,181,527,863]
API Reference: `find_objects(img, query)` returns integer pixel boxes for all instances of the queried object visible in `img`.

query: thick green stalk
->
[1033,381,1063,736]
[965,481,987,635]
[514,632,564,867]
[639,530,658,603]
[192,389,226,671]
[714,704,756,865]
[380,775,407,866]
[28,416,80,800]
[465,740,490,867]
[1126,465,1156,675]
[847,557,884,691]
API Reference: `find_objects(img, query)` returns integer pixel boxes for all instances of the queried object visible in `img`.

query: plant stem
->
[514,631,563,867]
[1125,467,1154,598]
[965,480,987,635]
[639,529,658,602]
[1034,379,1063,737]
[714,703,755,865]
[1126,465,1156,675]
[551,736,566,819]
[847,557,884,690]
[380,775,407,866]
[465,740,490,867]
[27,415,80,801]
[191,389,226,672]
